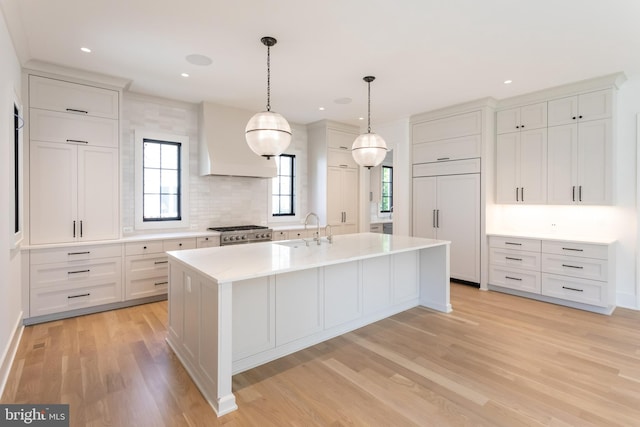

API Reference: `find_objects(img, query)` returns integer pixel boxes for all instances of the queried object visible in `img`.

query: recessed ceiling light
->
[358,117,364,121]
[186,54,213,66]
[504,80,513,84]
[181,73,190,78]
[319,107,325,111]
[80,47,91,53]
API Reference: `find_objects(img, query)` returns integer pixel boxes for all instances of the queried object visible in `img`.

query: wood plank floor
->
[3,283,640,426]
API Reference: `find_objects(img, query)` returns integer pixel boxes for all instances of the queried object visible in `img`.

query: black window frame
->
[272,154,296,217]
[14,104,20,234]
[380,165,393,213]
[142,138,182,222]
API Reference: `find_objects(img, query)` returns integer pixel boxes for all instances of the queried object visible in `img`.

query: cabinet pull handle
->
[80,220,83,237]
[68,251,90,256]
[505,242,522,246]
[66,139,89,144]
[572,186,576,202]
[521,125,525,128]
[505,257,522,261]
[516,187,519,202]
[436,157,450,161]
[516,125,520,129]
[505,276,522,281]
[521,187,524,202]
[562,286,583,292]
[432,210,436,228]
[436,209,440,228]
[562,247,583,252]
[579,115,583,119]
[66,108,88,114]
[143,246,147,249]
[68,269,90,275]
[562,264,584,269]
[572,116,576,120]
[154,260,168,265]
[579,185,582,202]
[339,164,349,168]
[68,293,90,299]
[339,146,349,150]
[155,281,169,286]
[73,220,76,238]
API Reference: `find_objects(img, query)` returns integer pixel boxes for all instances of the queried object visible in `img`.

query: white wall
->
[0,6,24,392]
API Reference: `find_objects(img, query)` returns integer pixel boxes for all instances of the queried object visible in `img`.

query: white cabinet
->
[488,236,541,293]
[370,223,383,233]
[547,120,612,205]
[496,102,547,134]
[413,169,480,283]
[29,244,123,318]
[197,236,220,248]
[496,128,547,204]
[412,110,482,163]
[327,166,358,234]
[547,90,612,127]
[30,141,119,244]
[29,75,120,245]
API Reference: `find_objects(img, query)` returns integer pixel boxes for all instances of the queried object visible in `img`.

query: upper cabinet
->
[496,102,547,134]
[547,89,612,127]
[412,110,482,163]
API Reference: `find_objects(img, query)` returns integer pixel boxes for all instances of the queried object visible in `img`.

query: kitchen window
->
[381,165,393,213]
[272,154,295,216]
[11,98,24,248]
[134,131,189,230]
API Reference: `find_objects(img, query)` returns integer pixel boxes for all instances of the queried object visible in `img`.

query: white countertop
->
[488,231,617,245]
[167,232,450,283]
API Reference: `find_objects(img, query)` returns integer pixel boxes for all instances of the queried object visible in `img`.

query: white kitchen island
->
[166,232,451,416]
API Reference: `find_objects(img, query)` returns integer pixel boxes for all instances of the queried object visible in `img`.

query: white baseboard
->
[0,311,24,399]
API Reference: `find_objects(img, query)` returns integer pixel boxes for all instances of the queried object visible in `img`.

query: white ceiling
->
[2,0,640,126]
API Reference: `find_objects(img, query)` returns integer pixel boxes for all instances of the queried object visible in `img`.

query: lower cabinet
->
[488,235,616,313]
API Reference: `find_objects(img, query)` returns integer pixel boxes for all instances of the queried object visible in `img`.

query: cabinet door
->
[577,119,611,204]
[30,141,77,244]
[496,133,519,203]
[412,177,437,238]
[520,102,547,130]
[78,146,119,240]
[496,108,520,134]
[327,128,358,150]
[341,168,358,227]
[547,124,578,204]
[548,96,578,127]
[30,109,119,148]
[518,128,547,204]
[578,90,612,122]
[436,174,480,283]
[327,167,344,226]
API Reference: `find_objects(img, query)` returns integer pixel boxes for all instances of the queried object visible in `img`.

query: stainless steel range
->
[207,225,273,246]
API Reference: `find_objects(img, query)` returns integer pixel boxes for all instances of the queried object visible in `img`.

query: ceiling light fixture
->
[181,73,189,77]
[80,47,91,53]
[351,76,387,169]
[245,36,292,159]
[504,79,513,84]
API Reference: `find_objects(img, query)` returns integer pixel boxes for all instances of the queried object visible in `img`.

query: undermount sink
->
[275,238,330,249]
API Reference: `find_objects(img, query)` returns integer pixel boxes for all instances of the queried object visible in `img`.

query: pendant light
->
[351,76,388,169]
[245,36,292,159]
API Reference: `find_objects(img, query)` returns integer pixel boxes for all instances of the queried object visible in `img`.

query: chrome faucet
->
[304,212,321,245]
[325,224,333,244]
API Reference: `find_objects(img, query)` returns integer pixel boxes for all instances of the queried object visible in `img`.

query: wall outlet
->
[123,226,133,233]
[190,223,198,230]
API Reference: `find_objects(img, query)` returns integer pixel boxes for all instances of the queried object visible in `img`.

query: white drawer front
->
[30,279,122,317]
[412,134,481,164]
[542,240,608,260]
[125,276,168,300]
[541,273,607,307]
[30,109,118,148]
[489,266,541,293]
[197,236,220,248]
[163,238,197,251]
[542,254,607,281]
[30,244,122,265]
[489,236,541,253]
[272,231,289,241]
[126,255,168,278]
[412,158,480,177]
[490,248,540,271]
[29,75,119,119]
[125,240,164,256]
[327,148,357,168]
[30,257,122,290]
[412,111,481,143]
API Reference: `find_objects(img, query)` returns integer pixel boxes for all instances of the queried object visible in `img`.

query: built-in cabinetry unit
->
[308,121,359,235]
[411,99,494,287]
[495,74,624,205]
[488,234,616,314]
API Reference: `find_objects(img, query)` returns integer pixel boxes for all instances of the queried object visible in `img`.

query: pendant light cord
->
[266,44,271,112]
[367,80,371,133]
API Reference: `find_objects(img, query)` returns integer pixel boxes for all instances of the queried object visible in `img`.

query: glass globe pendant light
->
[352,76,388,169]
[245,36,292,159]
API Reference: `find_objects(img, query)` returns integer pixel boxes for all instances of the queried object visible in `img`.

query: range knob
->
[222,236,229,242]
[241,235,247,240]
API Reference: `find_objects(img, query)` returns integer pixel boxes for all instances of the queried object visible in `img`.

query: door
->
[518,128,547,204]
[577,119,611,204]
[341,168,359,233]
[327,167,343,226]
[496,133,518,203]
[412,177,437,239]
[436,174,480,283]
[547,124,577,204]
[30,141,77,244]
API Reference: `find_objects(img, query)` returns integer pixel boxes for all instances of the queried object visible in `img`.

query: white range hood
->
[198,102,277,178]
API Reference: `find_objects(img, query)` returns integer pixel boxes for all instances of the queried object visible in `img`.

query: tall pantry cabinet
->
[410,99,494,286]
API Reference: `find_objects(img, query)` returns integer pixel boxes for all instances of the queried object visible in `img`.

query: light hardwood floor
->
[2,283,640,426]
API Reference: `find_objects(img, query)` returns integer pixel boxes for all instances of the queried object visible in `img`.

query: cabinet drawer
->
[327,128,358,149]
[126,255,168,279]
[30,279,122,317]
[412,134,481,164]
[164,238,197,251]
[489,248,540,271]
[29,75,119,119]
[30,244,122,265]
[197,236,220,248]
[541,273,607,307]
[272,231,289,241]
[30,257,122,290]
[125,276,168,300]
[542,240,608,260]
[489,266,541,293]
[489,236,541,252]
[412,111,481,143]
[125,241,164,256]
[30,109,118,148]
[328,148,357,168]
[542,254,607,281]
[289,229,311,239]
[413,158,480,177]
